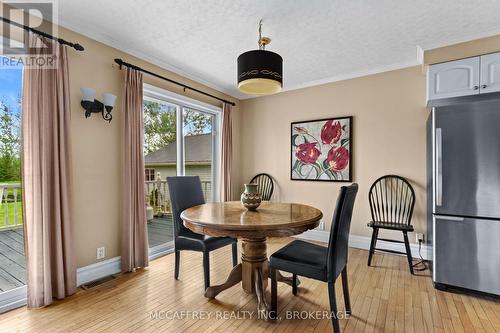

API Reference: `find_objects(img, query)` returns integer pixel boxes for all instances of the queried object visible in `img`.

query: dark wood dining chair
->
[269,184,358,332]
[167,176,238,290]
[249,173,274,201]
[367,175,415,274]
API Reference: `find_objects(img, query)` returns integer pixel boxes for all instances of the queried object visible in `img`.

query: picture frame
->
[290,116,352,182]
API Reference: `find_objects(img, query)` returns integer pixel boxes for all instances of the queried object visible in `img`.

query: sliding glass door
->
[143,98,178,253]
[182,108,216,202]
[0,58,26,311]
[143,84,221,257]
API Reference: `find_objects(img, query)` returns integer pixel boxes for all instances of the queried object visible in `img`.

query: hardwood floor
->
[1,237,499,332]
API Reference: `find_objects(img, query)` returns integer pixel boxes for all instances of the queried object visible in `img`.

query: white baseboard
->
[0,286,27,314]
[296,230,429,260]
[76,256,121,286]
[1,257,123,314]
[76,243,175,286]
[296,229,331,243]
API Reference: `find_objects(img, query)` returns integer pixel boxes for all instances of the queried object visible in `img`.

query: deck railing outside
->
[145,178,211,216]
[0,179,212,229]
[0,183,23,231]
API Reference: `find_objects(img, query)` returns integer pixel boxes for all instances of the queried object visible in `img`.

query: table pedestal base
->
[204,238,298,313]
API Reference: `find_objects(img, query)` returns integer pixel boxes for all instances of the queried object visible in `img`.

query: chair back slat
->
[249,173,274,201]
[368,175,415,225]
[327,183,358,282]
[167,176,205,238]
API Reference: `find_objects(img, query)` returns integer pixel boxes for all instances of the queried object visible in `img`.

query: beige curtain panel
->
[22,35,77,308]
[120,68,149,272]
[220,103,233,201]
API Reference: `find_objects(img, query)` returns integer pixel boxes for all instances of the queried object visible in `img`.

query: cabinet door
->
[480,52,500,94]
[427,57,480,101]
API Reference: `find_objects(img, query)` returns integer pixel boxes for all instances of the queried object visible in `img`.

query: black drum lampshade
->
[237,20,283,96]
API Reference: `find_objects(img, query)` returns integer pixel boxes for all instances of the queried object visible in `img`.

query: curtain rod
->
[0,16,84,51]
[114,58,235,106]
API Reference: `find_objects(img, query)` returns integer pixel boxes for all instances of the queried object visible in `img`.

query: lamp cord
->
[412,239,429,271]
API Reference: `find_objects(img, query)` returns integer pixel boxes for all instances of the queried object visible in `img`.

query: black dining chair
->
[167,176,238,290]
[269,184,358,332]
[367,175,416,274]
[249,173,274,201]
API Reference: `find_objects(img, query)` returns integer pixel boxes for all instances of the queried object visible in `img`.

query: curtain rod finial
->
[74,43,84,51]
[114,58,123,69]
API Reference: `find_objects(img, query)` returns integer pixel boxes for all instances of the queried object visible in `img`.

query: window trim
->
[145,168,156,181]
[143,83,222,202]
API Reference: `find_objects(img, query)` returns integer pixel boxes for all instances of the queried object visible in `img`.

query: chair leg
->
[341,267,351,315]
[174,250,180,280]
[231,242,238,267]
[328,282,341,333]
[292,274,298,295]
[203,251,210,290]
[270,267,278,320]
[367,228,379,266]
[403,231,414,275]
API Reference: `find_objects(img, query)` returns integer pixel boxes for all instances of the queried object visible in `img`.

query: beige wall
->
[238,66,429,242]
[1,20,239,267]
[60,27,239,267]
[7,7,499,266]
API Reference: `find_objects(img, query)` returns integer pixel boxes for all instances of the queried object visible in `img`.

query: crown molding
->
[239,59,421,100]
[283,60,421,94]
[56,18,243,101]
[57,16,500,102]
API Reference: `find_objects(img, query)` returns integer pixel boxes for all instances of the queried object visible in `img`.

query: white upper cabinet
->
[480,52,500,94]
[427,57,480,101]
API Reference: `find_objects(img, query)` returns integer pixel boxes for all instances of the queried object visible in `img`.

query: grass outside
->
[0,182,23,227]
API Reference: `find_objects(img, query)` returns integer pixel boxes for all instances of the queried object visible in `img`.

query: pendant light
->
[237,19,283,96]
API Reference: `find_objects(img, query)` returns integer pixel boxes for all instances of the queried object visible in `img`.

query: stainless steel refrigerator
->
[427,99,500,296]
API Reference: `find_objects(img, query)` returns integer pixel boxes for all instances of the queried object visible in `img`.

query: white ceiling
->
[57,0,500,99]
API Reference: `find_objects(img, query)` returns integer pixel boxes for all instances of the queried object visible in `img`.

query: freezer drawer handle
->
[435,215,465,221]
[436,128,443,206]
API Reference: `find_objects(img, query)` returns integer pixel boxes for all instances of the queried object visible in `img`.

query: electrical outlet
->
[97,246,106,260]
[415,233,424,243]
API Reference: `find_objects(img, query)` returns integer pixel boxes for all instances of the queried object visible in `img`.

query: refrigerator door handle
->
[436,128,443,206]
[434,215,465,221]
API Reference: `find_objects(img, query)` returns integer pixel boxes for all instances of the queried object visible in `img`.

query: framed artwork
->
[291,116,352,182]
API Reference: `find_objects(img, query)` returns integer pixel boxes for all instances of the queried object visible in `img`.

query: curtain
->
[120,68,149,272]
[22,35,76,308]
[220,103,232,201]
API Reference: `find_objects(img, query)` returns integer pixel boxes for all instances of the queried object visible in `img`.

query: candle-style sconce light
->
[80,88,117,122]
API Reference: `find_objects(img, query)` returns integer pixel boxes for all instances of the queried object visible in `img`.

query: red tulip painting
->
[291,117,352,181]
[295,142,322,164]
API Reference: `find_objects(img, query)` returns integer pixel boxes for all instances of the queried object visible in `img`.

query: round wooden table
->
[181,201,323,312]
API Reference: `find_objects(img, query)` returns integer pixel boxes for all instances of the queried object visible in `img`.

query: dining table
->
[180,201,323,313]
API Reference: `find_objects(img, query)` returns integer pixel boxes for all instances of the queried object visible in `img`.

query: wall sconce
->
[80,88,117,123]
